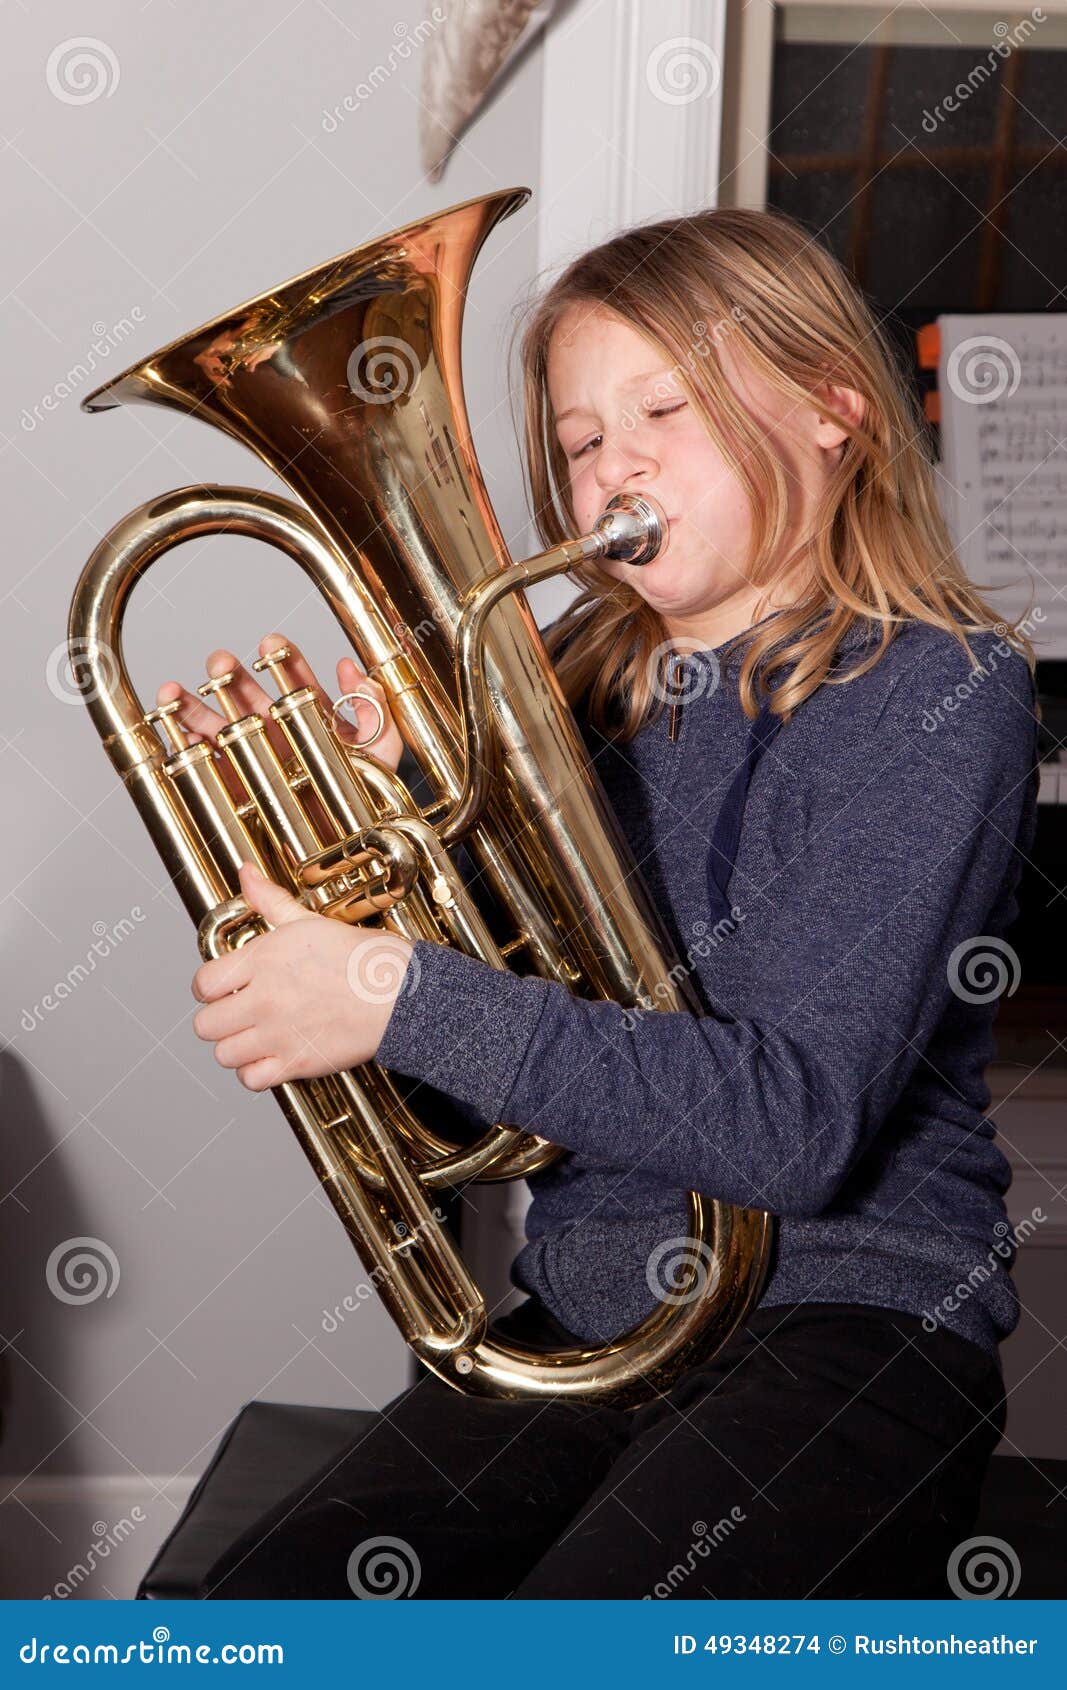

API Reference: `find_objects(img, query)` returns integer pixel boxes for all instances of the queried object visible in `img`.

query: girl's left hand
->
[190,862,414,1092]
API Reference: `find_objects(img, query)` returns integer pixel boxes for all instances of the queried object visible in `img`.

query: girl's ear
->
[812,381,866,452]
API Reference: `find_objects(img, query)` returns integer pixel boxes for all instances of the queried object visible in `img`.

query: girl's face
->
[545,302,858,635]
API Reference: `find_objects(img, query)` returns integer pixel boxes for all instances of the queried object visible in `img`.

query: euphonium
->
[69,187,772,1407]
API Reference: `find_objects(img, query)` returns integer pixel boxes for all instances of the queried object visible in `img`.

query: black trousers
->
[199,1298,1005,1600]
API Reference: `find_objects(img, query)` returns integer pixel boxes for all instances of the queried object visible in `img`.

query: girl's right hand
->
[153,632,405,809]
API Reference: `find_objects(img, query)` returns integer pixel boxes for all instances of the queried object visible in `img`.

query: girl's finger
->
[203,647,277,723]
[256,632,373,736]
[152,682,247,805]
[154,681,230,744]
[254,633,391,749]
[334,656,390,746]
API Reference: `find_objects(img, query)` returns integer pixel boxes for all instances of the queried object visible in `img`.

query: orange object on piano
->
[917,321,940,369]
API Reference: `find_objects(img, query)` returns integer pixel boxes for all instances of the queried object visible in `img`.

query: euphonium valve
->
[69,189,772,1406]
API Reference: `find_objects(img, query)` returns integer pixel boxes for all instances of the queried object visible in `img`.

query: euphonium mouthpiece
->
[593,493,668,566]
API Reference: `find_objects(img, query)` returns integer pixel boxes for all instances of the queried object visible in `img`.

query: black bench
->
[138,1400,1067,1599]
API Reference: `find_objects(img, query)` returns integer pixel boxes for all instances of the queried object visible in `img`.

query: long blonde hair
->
[511,206,1037,739]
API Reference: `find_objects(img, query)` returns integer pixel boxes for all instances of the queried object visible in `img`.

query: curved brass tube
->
[70,188,773,1406]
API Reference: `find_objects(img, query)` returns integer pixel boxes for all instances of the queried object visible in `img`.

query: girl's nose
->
[593,434,658,492]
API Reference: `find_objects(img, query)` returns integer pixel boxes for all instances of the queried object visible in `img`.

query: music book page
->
[937,312,1067,657]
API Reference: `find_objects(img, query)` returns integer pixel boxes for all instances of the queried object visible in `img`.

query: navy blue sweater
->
[376,613,1040,1357]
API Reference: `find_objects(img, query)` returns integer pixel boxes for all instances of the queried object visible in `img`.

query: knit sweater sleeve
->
[374,635,1039,1219]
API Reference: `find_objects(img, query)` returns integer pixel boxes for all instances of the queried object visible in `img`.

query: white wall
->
[1,0,548,1598]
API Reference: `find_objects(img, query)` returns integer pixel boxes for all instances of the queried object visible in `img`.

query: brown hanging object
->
[420,0,561,182]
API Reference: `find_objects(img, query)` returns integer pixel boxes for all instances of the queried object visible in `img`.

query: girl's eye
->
[569,434,602,460]
[566,400,686,459]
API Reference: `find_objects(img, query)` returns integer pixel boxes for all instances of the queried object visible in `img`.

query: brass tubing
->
[216,717,323,866]
[163,742,271,885]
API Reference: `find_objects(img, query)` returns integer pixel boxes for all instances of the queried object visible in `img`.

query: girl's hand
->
[154,632,404,806]
[191,862,415,1091]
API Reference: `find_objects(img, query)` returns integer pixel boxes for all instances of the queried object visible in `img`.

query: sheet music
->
[937,312,1067,656]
